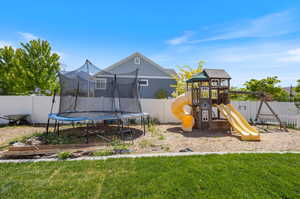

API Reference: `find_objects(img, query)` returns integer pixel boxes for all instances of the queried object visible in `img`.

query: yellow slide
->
[171,91,194,132]
[216,104,260,141]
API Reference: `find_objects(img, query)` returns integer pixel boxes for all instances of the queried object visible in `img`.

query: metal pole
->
[85,122,89,143]
[46,89,57,134]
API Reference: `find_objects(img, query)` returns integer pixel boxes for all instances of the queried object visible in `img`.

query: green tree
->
[229,87,250,101]
[293,80,300,108]
[0,40,60,95]
[171,61,204,97]
[0,46,23,94]
[18,39,60,95]
[294,79,300,93]
[244,76,289,101]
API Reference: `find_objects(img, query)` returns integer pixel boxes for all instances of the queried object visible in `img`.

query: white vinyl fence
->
[0,96,299,128]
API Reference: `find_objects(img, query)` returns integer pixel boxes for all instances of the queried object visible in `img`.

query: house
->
[94,52,176,98]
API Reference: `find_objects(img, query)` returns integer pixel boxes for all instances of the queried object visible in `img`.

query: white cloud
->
[166,31,194,45]
[152,40,300,87]
[167,10,297,44]
[192,11,296,43]
[18,32,38,41]
[278,48,300,62]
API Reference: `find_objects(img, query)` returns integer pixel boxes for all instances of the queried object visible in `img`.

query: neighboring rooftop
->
[164,68,177,76]
[96,52,176,78]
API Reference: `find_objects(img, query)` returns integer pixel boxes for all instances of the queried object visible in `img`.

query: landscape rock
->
[12,142,27,147]
[25,137,43,145]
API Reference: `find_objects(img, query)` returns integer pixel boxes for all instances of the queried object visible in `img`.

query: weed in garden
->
[158,135,165,140]
[92,149,114,156]
[57,152,72,160]
[139,140,153,148]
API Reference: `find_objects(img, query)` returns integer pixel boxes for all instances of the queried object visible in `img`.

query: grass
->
[0,153,299,199]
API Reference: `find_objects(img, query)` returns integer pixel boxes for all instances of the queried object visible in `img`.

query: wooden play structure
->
[186,69,231,131]
[172,68,287,141]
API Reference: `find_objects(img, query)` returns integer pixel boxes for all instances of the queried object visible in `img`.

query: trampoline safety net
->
[58,69,142,118]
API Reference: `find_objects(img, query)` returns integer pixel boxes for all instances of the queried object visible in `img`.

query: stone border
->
[0,151,299,164]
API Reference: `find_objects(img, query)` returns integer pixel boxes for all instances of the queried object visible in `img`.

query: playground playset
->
[171,69,286,141]
[46,64,284,143]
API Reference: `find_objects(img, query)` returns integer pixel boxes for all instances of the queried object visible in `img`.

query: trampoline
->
[46,66,149,142]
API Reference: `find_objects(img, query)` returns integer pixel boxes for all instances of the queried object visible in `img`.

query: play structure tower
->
[186,69,231,130]
[172,68,261,141]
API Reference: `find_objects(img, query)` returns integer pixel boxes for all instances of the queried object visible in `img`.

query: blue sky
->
[1,0,300,87]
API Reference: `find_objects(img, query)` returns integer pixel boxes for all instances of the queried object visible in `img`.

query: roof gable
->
[95,52,174,78]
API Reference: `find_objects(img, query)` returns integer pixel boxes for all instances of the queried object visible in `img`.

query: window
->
[95,78,106,90]
[139,79,148,87]
[221,79,229,87]
[212,89,218,99]
[211,79,219,87]
[134,56,141,65]
[202,110,209,121]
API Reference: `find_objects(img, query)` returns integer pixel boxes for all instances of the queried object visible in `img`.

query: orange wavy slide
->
[171,91,194,132]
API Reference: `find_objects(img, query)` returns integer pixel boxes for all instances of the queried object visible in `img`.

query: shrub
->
[57,152,72,160]
[128,119,137,125]
[155,88,168,99]
[149,117,160,125]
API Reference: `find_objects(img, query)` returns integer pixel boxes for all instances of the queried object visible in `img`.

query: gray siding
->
[139,78,176,98]
[95,77,176,99]
[108,56,170,77]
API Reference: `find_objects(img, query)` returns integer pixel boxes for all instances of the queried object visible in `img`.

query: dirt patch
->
[1,124,300,155]
[0,126,45,147]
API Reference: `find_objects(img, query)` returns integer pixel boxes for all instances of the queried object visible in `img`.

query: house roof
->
[186,68,231,83]
[95,52,175,77]
[164,68,177,76]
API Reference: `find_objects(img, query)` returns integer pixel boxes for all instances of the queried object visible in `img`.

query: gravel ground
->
[130,125,300,153]
[1,124,300,153]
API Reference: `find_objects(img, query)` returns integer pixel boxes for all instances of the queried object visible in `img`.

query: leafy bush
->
[57,152,72,160]
[128,119,137,125]
[155,88,168,99]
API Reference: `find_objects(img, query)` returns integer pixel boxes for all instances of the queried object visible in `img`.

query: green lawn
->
[0,154,299,199]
